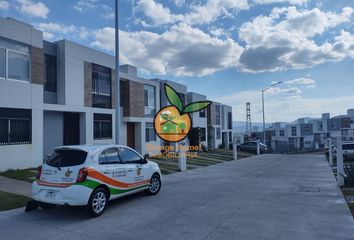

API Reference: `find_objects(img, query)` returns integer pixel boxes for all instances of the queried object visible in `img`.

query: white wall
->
[0,18,42,48]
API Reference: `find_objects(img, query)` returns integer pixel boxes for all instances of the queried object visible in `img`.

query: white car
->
[343,142,354,161]
[32,144,161,217]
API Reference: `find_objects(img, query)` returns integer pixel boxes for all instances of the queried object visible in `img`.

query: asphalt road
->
[1,154,354,240]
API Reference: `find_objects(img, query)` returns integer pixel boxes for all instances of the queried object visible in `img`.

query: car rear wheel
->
[146,174,161,195]
[87,188,108,217]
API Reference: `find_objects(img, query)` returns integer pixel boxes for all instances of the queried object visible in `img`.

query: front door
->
[63,112,80,145]
[119,147,150,184]
[127,123,135,149]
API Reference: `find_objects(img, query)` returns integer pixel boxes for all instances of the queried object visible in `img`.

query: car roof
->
[55,144,129,154]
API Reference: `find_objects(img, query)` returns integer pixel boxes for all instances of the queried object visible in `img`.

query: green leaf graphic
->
[183,101,211,113]
[164,84,183,112]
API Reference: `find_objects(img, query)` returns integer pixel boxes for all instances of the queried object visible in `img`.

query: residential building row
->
[0,18,233,171]
[246,110,354,153]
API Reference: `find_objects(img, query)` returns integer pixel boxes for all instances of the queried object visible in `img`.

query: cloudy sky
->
[1,0,354,123]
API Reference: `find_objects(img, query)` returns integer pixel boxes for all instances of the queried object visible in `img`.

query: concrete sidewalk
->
[1,154,354,240]
[0,176,32,198]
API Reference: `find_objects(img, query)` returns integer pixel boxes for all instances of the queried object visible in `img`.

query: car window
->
[46,149,87,167]
[119,148,142,163]
[99,148,121,165]
[251,142,257,146]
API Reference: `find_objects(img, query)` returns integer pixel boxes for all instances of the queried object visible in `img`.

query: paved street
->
[1,154,354,240]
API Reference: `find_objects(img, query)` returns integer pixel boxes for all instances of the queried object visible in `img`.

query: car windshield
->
[46,149,87,167]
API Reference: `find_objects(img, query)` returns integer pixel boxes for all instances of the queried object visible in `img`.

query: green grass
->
[341,188,354,196]
[0,190,31,211]
[0,168,37,183]
[151,149,254,175]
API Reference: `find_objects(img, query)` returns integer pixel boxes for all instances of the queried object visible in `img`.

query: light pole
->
[115,0,121,144]
[262,81,282,145]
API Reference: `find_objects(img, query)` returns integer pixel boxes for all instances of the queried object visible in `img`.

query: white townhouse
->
[0,17,160,171]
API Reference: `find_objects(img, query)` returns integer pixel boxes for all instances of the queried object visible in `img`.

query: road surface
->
[1,154,354,240]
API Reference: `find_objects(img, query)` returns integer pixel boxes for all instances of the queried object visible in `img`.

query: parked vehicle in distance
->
[343,142,354,161]
[237,141,268,154]
[32,144,161,217]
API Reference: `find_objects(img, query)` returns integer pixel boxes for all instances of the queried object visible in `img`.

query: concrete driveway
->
[1,154,354,240]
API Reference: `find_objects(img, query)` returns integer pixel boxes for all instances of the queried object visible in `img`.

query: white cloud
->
[74,0,114,20]
[135,0,182,26]
[172,0,185,7]
[101,5,114,20]
[16,0,49,19]
[73,0,97,12]
[135,0,248,26]
[267,86,302,94]
[36,22,90,41]
[92,23,243,76]
[284,77,316,88]
[238,7,354,72]
[0,0,9,10]
[183,0,249,25]
[253,0,308,5]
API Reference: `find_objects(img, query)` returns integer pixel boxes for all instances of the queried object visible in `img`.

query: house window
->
[280,130,285,136]
[44,54,57,92]
[229,132,232,142]
[216,128,221,139]
[199,109,206,118]
[144,85,156,117]
[0,38,30,82]
[227,112,232,129]
[342,129,349,136]
[200,127,206,142]
[291,127,297,136]
[0,48,5,78]
[92,64,111,109]
[216,105,221,125]
[94,114,112,140]
[0,108,31,145]
[303,125,311,134]
[145,122,156,142]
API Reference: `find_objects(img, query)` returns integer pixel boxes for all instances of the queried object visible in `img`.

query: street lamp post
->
[115,0,121,144]
[262,82,282,145]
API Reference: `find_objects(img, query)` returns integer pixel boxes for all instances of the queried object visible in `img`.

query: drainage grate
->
[297,185,321,192]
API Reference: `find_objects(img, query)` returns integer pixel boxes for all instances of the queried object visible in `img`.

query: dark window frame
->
[94,114,112,140]
[200,127,206,142]
[145,122,156,142]
[0,108,31,145]
[215,105,221,125]
[199,108,206,118]
[144,84,156,117]
[92,63,112,109]
[44,54,57,92]
[216,127,221,139]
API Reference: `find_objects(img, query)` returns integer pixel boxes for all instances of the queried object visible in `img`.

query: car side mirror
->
[142,153,149,164]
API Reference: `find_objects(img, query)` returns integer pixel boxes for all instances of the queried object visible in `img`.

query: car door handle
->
[128,169,134,172]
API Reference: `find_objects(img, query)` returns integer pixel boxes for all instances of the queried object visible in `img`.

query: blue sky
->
[1,0,354,123]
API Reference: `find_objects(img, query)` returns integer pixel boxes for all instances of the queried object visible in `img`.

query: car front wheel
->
[146,175,161,195]
[87,188,108,217]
